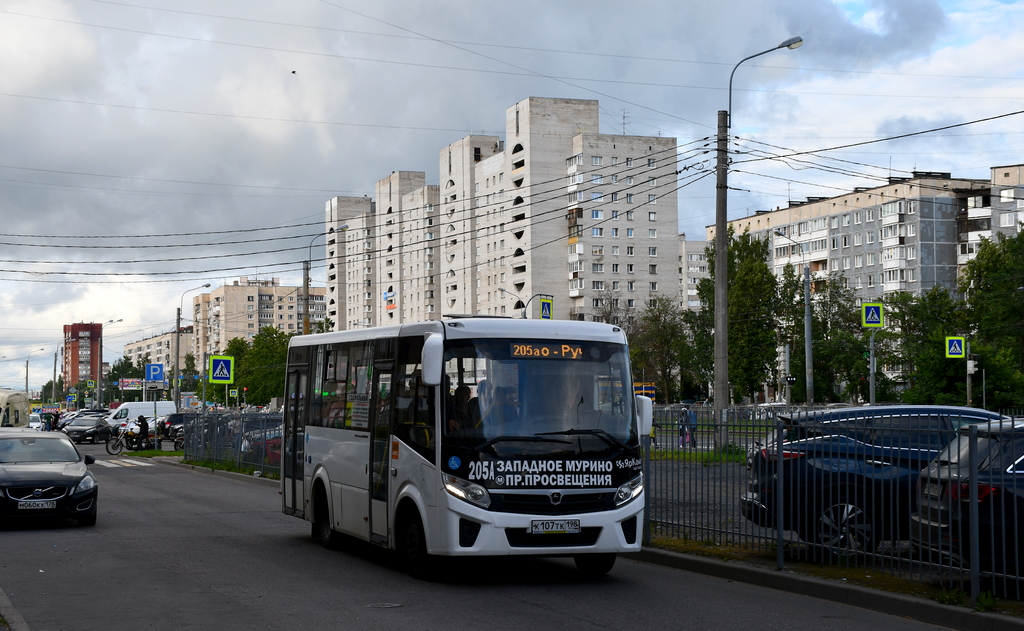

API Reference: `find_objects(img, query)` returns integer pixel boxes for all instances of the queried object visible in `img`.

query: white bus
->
[281,317,652,576]
[0,390,30,428]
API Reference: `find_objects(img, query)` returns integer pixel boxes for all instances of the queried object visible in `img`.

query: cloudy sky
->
[2,0,1023,389]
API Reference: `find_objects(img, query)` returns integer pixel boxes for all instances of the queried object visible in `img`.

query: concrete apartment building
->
[191,277,325,357]
[122,326,193,373]
[678,233,709,311]
[62,322,103,386]
[710,169,1024,300]
[325,97,681,329]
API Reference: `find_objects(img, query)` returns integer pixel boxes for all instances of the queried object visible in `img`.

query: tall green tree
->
[898,287,971,405]
[242,327,291,405]
[629,296,686,402]
[686,228,779,403]
[959,231,1024,408]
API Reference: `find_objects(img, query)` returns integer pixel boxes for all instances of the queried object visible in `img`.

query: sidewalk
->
[628,547,1024,631]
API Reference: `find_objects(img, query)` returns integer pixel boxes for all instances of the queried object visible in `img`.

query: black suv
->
[911,420,1024,595]
[741,405,1005,555]
[156,413,196,438]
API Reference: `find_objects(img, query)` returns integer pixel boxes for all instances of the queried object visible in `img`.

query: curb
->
[627,548,1024,631]
[0,584,29,631]
[150,457,280,488]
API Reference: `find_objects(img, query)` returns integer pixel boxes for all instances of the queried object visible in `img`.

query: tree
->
[241,327,291,405]
[898,287,971,405]
[960,231,1024,408]
[688,229,779,404]
[808,272,866,402]
[629,297,686,403]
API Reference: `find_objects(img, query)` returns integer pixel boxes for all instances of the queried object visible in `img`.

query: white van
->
[0,390,31,428]
[107,401,177,425]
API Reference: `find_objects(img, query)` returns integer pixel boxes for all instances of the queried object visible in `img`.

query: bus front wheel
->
[402,513,432,578]
[573,553,616,577]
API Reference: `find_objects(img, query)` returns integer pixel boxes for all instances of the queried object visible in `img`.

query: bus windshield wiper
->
[535,428,630,450]
[475,435,573,450]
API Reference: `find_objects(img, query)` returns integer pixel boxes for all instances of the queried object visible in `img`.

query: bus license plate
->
[531,519,580,534]
[19,501,56,510]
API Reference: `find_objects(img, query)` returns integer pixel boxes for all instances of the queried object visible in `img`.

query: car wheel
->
[813,494,875,556]
[574,553,616,577]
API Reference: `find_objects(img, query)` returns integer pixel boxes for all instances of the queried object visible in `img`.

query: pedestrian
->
[685,405,698,449]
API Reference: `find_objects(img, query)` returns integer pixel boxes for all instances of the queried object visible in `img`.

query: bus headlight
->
[443,474,491,509]
[614,474,643,506]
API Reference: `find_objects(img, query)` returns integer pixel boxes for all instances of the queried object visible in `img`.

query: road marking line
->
[120,458,155,466]
[93,460,122,467]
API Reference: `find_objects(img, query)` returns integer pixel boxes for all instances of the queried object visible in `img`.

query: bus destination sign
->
[510,343,583,359]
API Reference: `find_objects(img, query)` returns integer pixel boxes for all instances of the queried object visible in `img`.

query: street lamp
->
[498,288,553,319]
[174,283,212,410]
[774,230,814,404]
[25,348,44,394]
[97,319,122,408]
[714,36,803,417]
[304,225,347,334]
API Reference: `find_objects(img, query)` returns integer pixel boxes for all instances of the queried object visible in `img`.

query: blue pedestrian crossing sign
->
[539,298,553,320]
[861,303,884,328]
[208,355,234,384]
[945,337,966,359]
[145,363,165,382]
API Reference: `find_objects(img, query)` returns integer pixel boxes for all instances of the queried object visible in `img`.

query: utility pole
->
[804,264,814,404]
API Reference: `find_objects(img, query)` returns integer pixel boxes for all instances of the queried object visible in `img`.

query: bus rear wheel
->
[313,489,343,550]
[573,553,616,577]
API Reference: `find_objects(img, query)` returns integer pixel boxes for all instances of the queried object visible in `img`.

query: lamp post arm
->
[728,47,778,129]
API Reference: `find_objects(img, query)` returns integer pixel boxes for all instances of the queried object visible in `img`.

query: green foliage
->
[630,296,687,402]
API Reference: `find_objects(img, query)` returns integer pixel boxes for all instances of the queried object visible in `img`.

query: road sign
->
[861,303,884,328]
[87,380,95,389]
[209,355,234,384]
[945,336,966,358]
[230,389,238,397]
[539,298,552,320]
[146,363,165,382]
[66,394,76,402]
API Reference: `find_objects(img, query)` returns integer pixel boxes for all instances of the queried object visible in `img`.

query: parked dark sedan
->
[741,405,1006,555]
[62,417,115,444]
[0,428,97,526]
[911,420,1024,596]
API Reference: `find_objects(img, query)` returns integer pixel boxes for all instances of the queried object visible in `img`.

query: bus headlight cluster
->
[443,474,491,509]
[614,474,643,507]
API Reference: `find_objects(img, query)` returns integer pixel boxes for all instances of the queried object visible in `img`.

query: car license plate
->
[18,500,56,510]
[924,482,942,498]
[531,519,581,534]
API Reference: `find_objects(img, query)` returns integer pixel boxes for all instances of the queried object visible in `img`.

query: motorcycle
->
[105,420,155,455]
[172,425,185,451]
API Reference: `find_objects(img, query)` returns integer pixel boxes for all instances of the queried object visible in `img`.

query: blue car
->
[911,420,1024,596]
[741,405,1005,555]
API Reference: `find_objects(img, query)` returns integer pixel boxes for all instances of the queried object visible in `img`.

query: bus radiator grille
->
[489,492,612,515]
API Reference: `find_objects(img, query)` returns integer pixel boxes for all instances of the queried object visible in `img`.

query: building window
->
[649,264,657,274]
[591,156,603,166]
[648,229,657,238]
[592,281,605,290]
[592,263,604,273]
[591,209,603,219]
[591,192,603,202]
[626,194,634,204]
[592,228,603,237]
[591,174,603,184]
[648,211,657,221]
[647,158,656,168]
[649,247,658,256]
[649,282,658,291]
[648,194,657,204]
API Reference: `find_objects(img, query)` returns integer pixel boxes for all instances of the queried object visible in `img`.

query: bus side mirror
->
[635,395,653,437]
[421,334,443,386]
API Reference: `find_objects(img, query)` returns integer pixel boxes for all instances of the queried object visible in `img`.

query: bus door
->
[369,358,394,542]
[282,359,308,518]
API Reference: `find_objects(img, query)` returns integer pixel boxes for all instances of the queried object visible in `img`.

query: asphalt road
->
[0,442,957,631]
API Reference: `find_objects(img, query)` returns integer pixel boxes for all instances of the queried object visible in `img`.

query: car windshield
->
[440,337,637,455]
[0,436,81,463]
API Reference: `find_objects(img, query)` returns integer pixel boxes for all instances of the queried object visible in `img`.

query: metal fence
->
[180,412,283,478]
[645,404,1024,602]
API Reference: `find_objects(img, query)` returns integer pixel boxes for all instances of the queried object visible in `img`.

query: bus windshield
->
[441,338,637,457]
